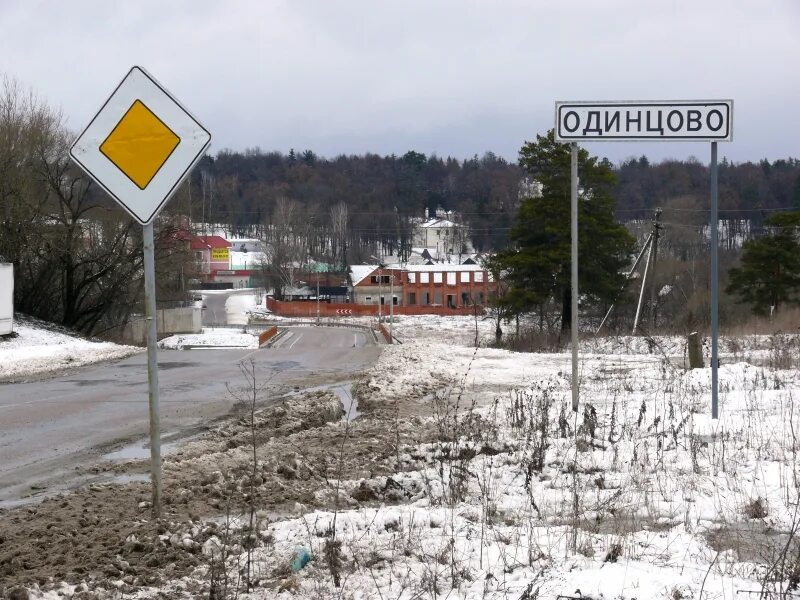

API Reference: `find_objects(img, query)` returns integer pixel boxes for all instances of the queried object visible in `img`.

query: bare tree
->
[0,76,193,336]
[330,201,348,272]
[260,197,310,299]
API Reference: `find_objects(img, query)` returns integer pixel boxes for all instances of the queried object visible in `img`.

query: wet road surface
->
[0,326,378,505]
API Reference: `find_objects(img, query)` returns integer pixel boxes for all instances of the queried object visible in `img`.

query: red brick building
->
[351,264,494,309]
[403,265,493,308]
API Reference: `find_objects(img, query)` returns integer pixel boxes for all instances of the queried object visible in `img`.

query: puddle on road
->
[116,362,200,370]
[110,472,150,485]
[103,436,184,462]
[333,385,360,421]
[66,379,118,386]
[0,497,32,510]
[294,382,359,421]
[263,360,301,370]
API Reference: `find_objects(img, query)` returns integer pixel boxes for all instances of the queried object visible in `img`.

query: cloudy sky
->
[2,0,798,165]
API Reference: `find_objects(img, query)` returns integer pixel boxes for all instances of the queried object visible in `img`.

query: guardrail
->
[258,326,278,346]
[377,322,392,343]
[248,320,374,332]
[247,319,388,344]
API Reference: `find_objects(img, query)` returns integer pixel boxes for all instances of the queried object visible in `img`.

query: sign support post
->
[389,269,394,344]
[142,222,162,517]
[570,143,579,412]
[710,141,719,418]
[555,100,732,419]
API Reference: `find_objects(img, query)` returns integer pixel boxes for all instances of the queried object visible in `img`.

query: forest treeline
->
[4,67,799,337]
[184,147,800,252]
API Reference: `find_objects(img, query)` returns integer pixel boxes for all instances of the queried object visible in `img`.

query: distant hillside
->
[181,150,800,253]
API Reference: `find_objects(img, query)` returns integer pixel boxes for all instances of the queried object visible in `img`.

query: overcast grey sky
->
[2,0,798,165]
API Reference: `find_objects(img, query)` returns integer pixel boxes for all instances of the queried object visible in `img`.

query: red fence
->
[258,326,278,346]
[265,298,483,318]
[377,322,392,343]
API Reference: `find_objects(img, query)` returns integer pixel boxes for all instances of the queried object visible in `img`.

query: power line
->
[616,206,797,213]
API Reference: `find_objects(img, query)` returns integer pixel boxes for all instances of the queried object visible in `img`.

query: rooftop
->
[191,235,232,250]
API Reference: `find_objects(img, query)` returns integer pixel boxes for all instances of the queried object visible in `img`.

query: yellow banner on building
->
[211,248,230,262]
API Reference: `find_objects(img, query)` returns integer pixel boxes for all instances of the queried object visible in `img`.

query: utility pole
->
[316,278,320,326]
[649,208,662,331]
[633,209,663,335]
[596,232,653,335]
[377,266,382,322]
[632,240,653,335]
[389,268,394,343]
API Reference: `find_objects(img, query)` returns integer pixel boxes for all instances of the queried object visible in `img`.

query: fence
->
[123,306,202,344]
[265,297,483,318]
[258,326,278,346]
[377,322,392,343]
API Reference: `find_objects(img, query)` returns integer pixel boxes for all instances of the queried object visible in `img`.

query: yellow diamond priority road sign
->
[99,99,181,190]
[70,66,211,224]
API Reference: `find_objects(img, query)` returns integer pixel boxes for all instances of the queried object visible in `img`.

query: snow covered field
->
[159,327,259,350]
[0,319,141,381]
[14,316,800,599]
[224,318,800,599]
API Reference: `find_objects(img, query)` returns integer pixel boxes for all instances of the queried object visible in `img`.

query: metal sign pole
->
[710,142,719,419]
[69,66,211,521]
[571,142,579,412]
[389,269,394,343]
[142,222,162,517]
[555,99,732,420]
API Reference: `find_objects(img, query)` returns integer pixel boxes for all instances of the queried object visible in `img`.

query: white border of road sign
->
[69,66,211,225]
[555,100,733,142]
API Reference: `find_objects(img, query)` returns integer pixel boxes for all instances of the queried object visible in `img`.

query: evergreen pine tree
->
[727,211,800,315]
[491,131,635,332]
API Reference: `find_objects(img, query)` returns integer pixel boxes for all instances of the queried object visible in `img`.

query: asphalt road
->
[0,326,379,506]
[200,289,258,326]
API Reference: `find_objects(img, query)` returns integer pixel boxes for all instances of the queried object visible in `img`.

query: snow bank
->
[158,327,258,350]
[0,321,141,380]
[224,293,258,325]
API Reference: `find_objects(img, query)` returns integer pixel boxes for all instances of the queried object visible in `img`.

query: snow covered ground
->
[222,292,259,326]
[233,319,800,599]
[18,316,800,599]
[159,327,259,350]
[0,319,141,381]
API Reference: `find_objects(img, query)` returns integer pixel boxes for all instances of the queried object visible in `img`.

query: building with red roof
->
[189,235,231,278]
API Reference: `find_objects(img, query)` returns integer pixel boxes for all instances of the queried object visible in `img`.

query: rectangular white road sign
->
[69,66,211,224]
[555,100,733,142]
